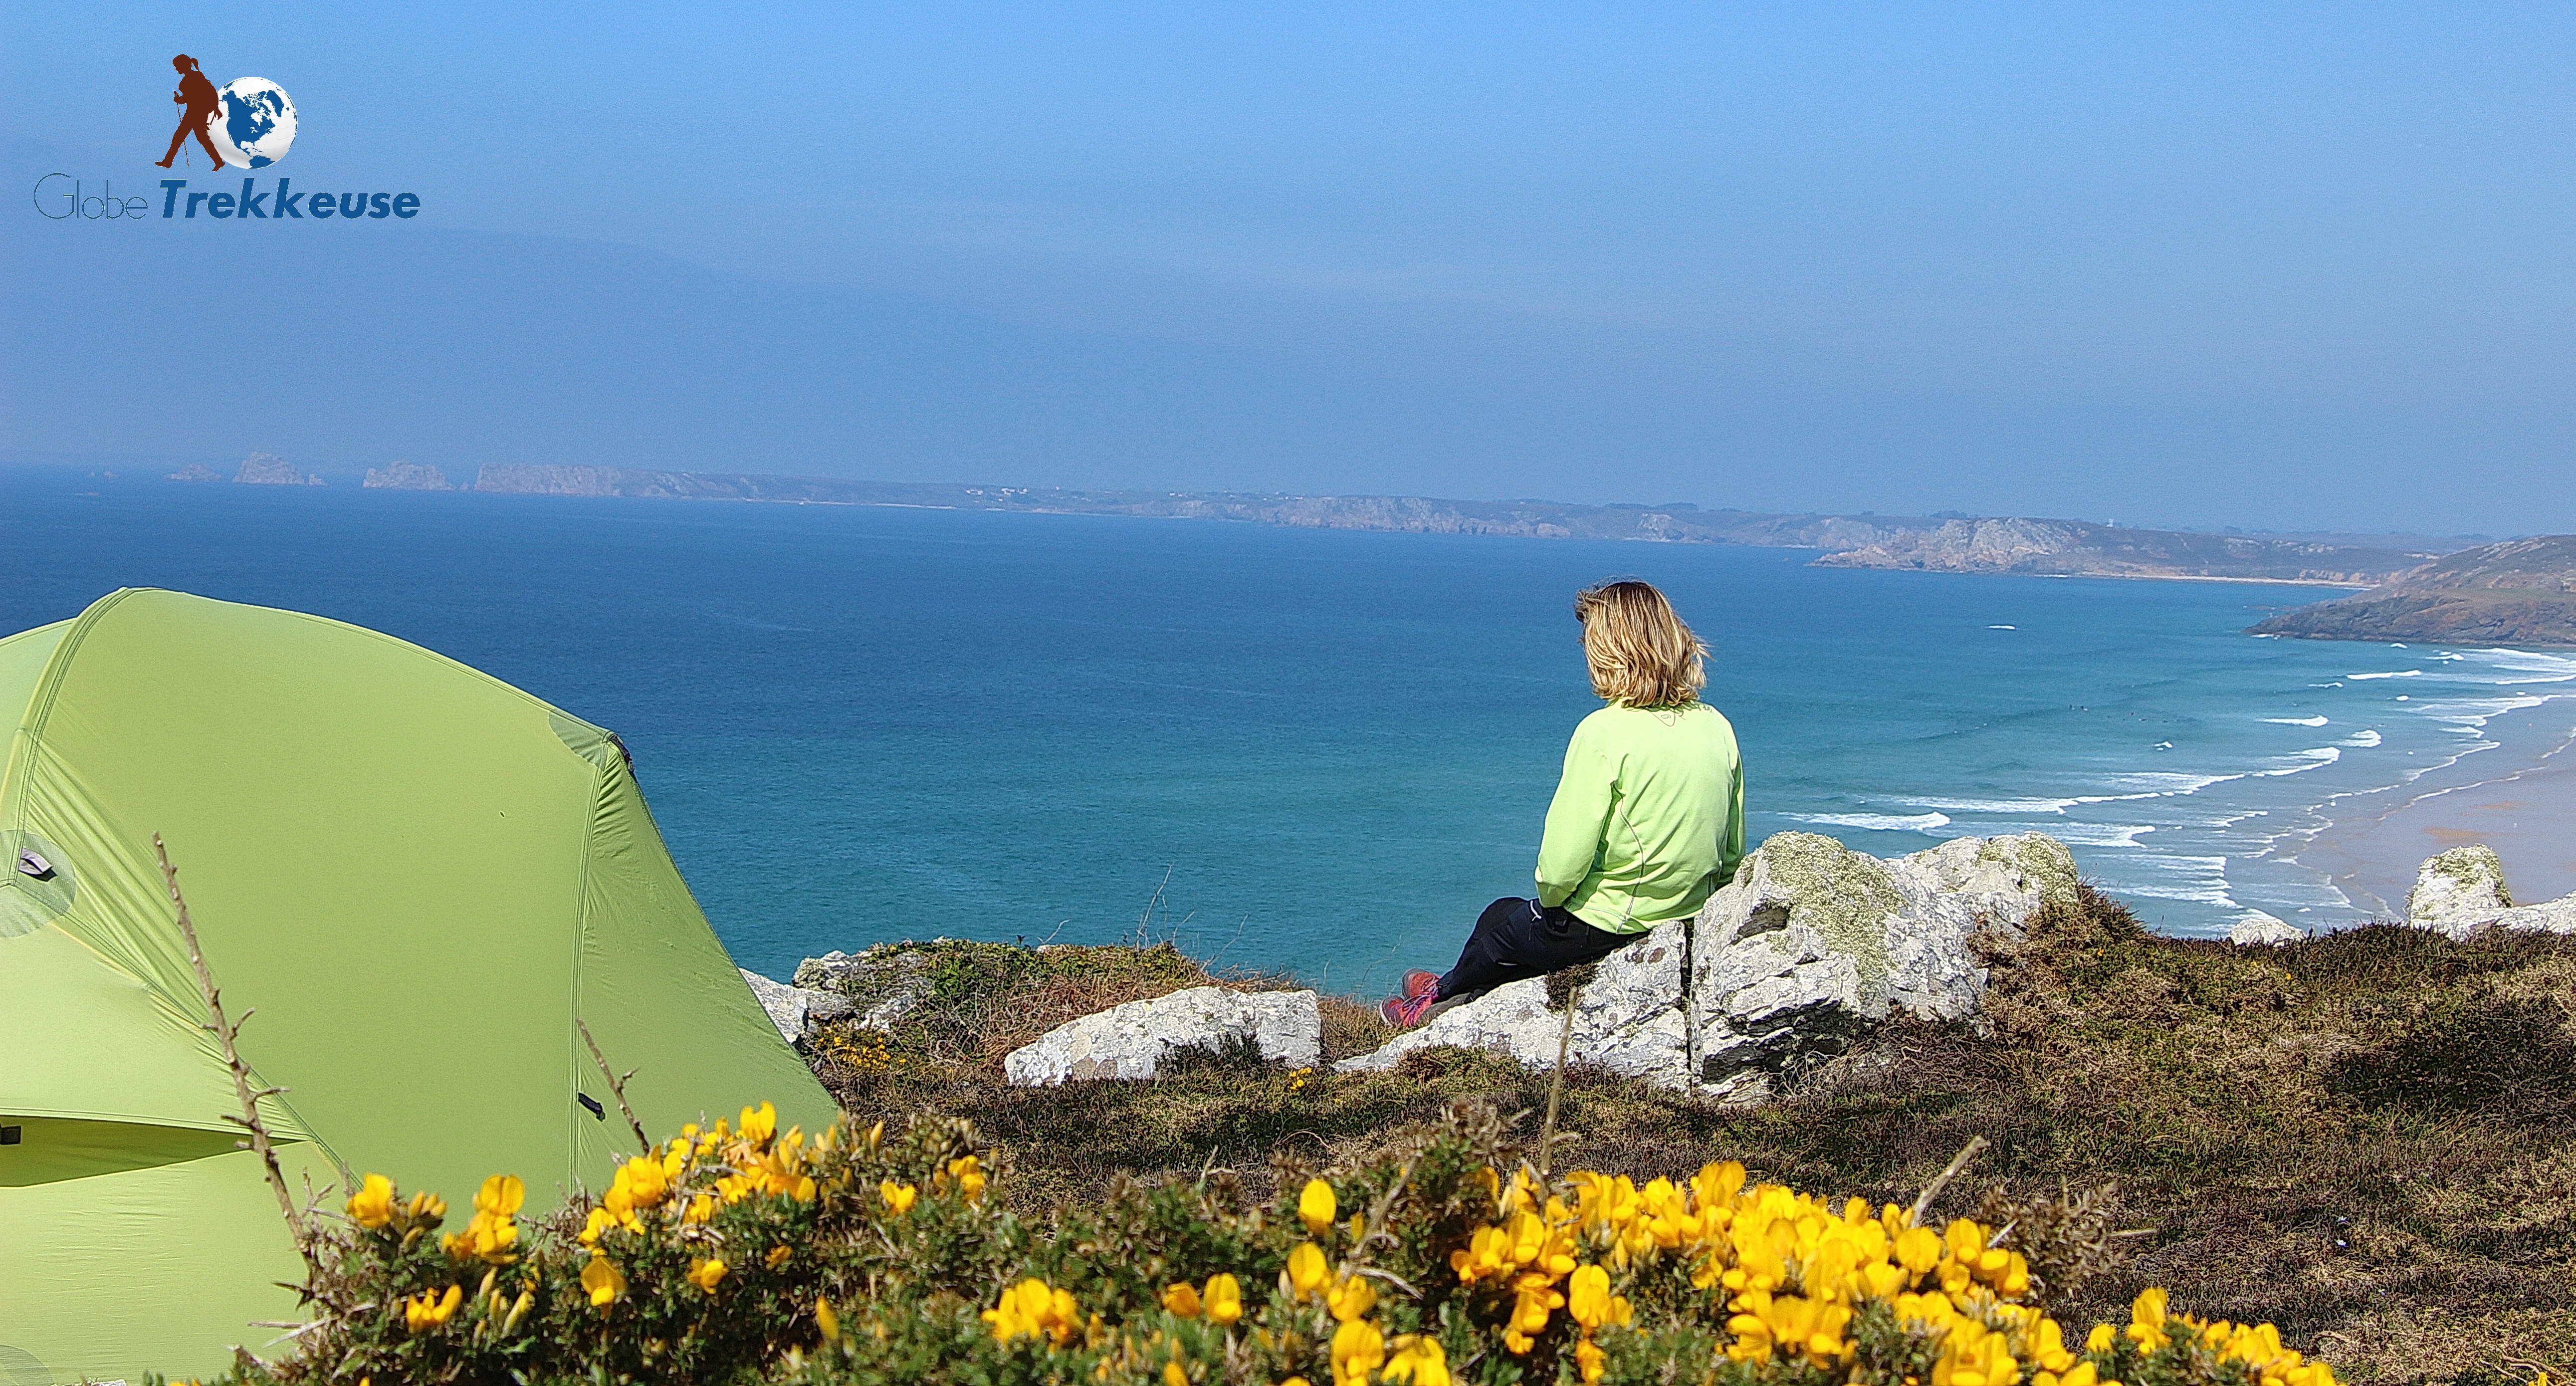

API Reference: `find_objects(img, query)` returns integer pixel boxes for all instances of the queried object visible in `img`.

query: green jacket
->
[1536,701,1745,933]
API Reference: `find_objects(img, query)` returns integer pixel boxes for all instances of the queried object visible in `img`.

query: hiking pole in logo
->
[157,54,225,170]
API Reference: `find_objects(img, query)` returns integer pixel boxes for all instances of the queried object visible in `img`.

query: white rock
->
[1332,978,1563,1075]
[1686,831,2074,1096]
[1331,925,1689,1079]
[2407,846,2514,931]
[1333,831,2079,1100]
[1005,986,1321,1086]
[793,947,933,1030]
[2228,911,2307,945]
[739,969,853,1047]
[2416,886,2576,940]
[2467,894,2576,937]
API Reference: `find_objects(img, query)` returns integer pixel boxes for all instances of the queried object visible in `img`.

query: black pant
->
[1436,897,1631,1001]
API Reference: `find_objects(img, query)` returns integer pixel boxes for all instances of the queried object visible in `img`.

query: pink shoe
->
[1381,990,1439,1028]
[1400,969,1440,998]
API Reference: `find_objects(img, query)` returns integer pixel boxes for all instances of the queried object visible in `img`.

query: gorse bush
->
[231,1099,2342,1386]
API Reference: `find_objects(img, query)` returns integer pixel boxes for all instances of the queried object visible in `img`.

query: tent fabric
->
[0,589,835,1383]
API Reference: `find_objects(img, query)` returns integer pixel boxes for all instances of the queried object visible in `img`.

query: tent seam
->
[567,754,607,1194]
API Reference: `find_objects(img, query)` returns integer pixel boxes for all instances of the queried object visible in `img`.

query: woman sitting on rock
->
[1381,579,1744,1028]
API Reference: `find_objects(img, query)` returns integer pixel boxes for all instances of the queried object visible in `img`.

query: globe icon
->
[209,77,296,169]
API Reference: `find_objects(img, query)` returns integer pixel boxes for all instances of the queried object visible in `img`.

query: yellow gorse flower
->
[943,1154,987,1203]
[880,1180,918,1215]
[686,1256,728,1293]
[579,1252,626,1308]
[1286,1241,1330,1298]
[1161,1280,1202,1318]
[1383,1334,1450,1386]
[346,1173,396,1230]
[1299,1178,1337,1235]
[984,1277,1087,1348]
[817,1293,841,1342]
[401,1284,461,1333]
[1202,1272,1243,1327]
[1329,1315,1385,1386]
[440,1173,524,1264]
[1324,1273,1376,1323]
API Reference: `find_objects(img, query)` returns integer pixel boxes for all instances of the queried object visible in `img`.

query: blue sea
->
[5,468,2570,994]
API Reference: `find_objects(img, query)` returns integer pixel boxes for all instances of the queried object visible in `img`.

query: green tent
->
[0,589,835,1383]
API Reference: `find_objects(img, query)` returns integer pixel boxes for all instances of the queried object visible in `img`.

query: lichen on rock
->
[2407,845,2514,931]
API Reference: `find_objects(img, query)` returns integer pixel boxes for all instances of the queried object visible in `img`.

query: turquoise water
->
[5,469,2569,993]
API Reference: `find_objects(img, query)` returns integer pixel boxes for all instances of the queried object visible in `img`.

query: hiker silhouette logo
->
[156,56,295,171]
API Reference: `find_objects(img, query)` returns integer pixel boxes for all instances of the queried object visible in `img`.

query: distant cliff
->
[1811,516,2428,583]
[363,461,453,491]
[467,464,1941,547]
[2246,536,2576,645]
[235,452,324,486]
[446,463,2460,584]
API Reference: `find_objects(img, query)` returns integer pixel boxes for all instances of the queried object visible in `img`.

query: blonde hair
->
[1574,580,1706,708]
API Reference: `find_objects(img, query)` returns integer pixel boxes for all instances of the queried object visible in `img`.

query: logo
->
[33,53,414,223]
[158,54,296,171]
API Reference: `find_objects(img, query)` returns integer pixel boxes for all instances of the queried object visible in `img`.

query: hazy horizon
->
[10,4,2576,535]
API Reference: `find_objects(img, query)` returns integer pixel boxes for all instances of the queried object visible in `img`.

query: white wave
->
[2078,771,2246,800]
[2349,670,2423,680]
[2341,729,2383,748]
[2264,716,2329,727]
[2416,693,2549,731]
[2046,823,2156,848]
[1895,796,2079,814]
[1790,812,1952,833]
[2454,648,2576,683]
[2254,746,2341,777]
[2308,682,2344,689]
[2110,854,2238,906]
[1987,624,2017,630]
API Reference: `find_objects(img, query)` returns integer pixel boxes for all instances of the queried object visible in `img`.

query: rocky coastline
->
[2247,535,2576,645]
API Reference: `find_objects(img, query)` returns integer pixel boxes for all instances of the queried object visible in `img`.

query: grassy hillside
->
[211,887,2572,1385]
[806,889,2576,1383]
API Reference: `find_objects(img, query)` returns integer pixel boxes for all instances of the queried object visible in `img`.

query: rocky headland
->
[2246,534,2576,645]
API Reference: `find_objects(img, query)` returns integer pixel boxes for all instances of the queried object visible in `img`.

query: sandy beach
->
[2292,690,2576,920]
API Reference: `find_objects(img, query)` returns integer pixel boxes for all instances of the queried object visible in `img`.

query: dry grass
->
[803,894,2576,1384]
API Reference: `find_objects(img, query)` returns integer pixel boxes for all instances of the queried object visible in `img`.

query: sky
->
[5,2,2573,534]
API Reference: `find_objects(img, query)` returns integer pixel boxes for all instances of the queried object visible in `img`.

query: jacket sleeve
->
[1716,755,1746,887]
[1535,722,1616,908]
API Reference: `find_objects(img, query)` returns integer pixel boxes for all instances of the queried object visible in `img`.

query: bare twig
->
[1352,1265,1423,1299]
[155,835,316,1273]
[1536,980,1580,1179]
[1907,1135,1992,1228]
[577,1018,654,1155]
